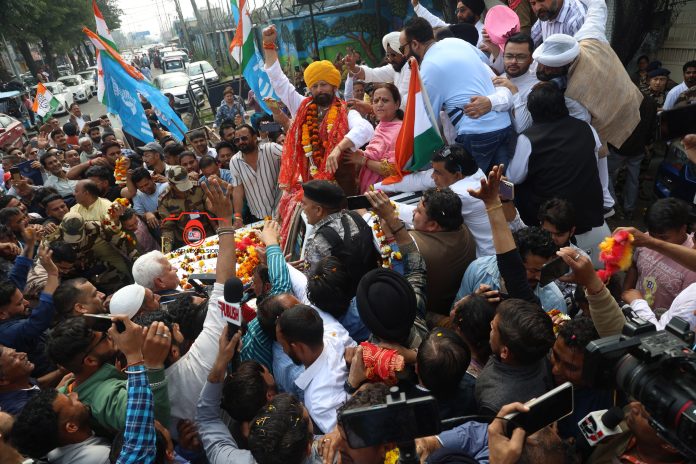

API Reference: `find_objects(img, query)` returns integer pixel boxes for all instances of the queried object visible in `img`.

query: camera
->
[583,315,696,459]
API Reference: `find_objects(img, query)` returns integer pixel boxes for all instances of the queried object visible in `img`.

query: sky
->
[117,0,240,38]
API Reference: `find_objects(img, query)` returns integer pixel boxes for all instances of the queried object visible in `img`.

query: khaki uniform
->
[157,184,216,251]
[43,220,137,294]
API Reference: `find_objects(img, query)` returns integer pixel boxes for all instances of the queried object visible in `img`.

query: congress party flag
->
[229,0,278,114]
[383,58,443,185]
[32,82,60,118]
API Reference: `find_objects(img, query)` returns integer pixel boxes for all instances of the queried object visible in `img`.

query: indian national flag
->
[383,58,443,185]
[229,0,254,70]
[93,0,119,104]
[32,82,60,118]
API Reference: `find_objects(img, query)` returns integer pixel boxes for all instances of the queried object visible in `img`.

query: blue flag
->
[101,52,186,142]
[243,49,280,115]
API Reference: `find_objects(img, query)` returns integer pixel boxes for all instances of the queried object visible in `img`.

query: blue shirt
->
[438,421,490,464]
[133,182,169,215]
[340,298,370,343]
[272,341,305,400]
[420,38,510,135]
[214,99,246,128]
[456,255,567,313]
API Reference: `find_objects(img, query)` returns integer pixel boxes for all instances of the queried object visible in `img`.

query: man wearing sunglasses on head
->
[228,124,282,228]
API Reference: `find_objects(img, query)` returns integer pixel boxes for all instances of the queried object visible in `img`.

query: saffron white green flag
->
[383,58,443,184]
[93,0,119,104]
[32,82,60,118]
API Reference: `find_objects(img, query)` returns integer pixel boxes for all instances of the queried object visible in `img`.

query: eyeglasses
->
[81,332,108,365]
[233,136,249,143]
[398,42,410,55]
[455,6,469,13]
[503,54,530,62]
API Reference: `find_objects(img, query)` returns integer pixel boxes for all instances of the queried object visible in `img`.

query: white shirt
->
[264,60,374,150]
[664,82,688,111]
[195,147,218,159]
[228,143,283,219]
[630,283,696,331]
[360,64,411,109]
[377,169,494,257]
[294,334,350,434]
[44,172,77,198]
[507,123,601,184]
[165,283,226,434]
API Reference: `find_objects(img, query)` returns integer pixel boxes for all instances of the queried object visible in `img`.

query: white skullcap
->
[533,34,580,67]
[382,32,402,55]
[109,284,146,320]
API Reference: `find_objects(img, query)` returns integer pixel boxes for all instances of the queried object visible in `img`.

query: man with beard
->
[400,18,512,171]
[228,124,282,227]
[45,316,172,434]
[663,60,696,110]
[411,0,486,46]
[138,142,171,178]
[343,32,411,109]
[491,33,590,133]
[261,25,374,240]
[530,0,588,47]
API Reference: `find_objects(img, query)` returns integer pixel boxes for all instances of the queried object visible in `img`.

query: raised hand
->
[142,322,172,369]
[262,25,277,44]
[468,164,504,206]
[201,179,233,222]
[260,219,281,246]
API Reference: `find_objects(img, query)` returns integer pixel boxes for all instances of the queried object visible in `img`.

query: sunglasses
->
[398,42,410,55]
[233,136,250,143]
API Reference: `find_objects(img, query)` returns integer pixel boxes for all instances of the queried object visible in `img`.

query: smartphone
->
[539,256,571,287]
[259,121,282,133]
[10,167,21,182]
[504,382,574,437]
[88,120,101,129]
[83,313,126,333]
[500,179,514,201]
[658,101,696,141]
[340,395,440,448]
[346,195,372,210]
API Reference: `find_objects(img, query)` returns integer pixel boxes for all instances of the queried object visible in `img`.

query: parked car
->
[32,82,74,116]
[56,64,73,77]
[162,56,186,74]
[78,70,98,95]
[0,113,26,150]
[153,72,204,112]
[187,61,220,86]
[58,75,91,103]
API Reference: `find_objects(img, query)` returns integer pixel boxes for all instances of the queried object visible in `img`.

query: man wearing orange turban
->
[261,25,375,243]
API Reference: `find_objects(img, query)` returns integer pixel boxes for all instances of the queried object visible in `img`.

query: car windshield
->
[159,75,189,89]
[79,72,93,78]
[60,78,80,86]
[165,60,184,71]
[188,62,214,76]
[45,84,61,93]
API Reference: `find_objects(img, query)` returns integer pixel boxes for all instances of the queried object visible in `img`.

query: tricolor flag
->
[229,0,278,114]
[32,82,60,119]
[93,0,119,104]
[383,59,444,184]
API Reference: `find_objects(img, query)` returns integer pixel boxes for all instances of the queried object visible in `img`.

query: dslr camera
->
[583,315,696,459]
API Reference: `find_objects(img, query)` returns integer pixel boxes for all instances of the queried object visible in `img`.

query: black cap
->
[647,67,670,78]
[461,0,485,17]
[302,180,345,209]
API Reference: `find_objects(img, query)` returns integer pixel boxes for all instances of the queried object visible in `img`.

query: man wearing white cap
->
[343,32,411,109]
[109,283,161,320]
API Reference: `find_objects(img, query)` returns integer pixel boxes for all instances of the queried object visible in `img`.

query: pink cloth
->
[358,119,402,194]
[634,233,696,313]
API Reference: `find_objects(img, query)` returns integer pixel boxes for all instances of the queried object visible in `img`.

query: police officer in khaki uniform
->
[158,165,216,251]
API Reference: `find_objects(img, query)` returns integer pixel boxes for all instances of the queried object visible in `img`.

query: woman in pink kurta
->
[345,83,403,193]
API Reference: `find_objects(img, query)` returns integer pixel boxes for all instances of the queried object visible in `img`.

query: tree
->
[331,13,389,66]
[299,18,329,59]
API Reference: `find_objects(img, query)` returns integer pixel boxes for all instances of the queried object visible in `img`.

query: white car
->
[33,82,74,116]
[187,61,219,86]
[58,75,91,103]
[153,72,204,112]
[78,70,98,96]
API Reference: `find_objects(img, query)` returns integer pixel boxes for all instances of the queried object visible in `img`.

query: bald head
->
[74,179,102,206]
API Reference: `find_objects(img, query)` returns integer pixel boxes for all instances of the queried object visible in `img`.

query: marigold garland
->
[369,210,403,269]
[596,229,634,282]
[301,103,340,177]
[114,157,129,184]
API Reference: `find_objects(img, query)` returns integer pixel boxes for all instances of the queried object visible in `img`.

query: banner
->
[31,82,60,118]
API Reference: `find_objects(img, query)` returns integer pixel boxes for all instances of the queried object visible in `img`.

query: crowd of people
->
[0,0,694,462]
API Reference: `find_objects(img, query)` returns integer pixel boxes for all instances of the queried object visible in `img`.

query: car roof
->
[58,75,82,80]
[189,61,212,66]
[155,72,189,82]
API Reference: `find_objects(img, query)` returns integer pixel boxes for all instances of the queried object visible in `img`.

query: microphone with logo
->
[219,277,244,367]
[578,407,624,446]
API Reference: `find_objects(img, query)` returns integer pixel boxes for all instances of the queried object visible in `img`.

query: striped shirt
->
[531,0,587,46]
[229,142,282,219]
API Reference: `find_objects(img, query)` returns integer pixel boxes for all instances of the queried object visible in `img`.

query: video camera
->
[583,315,696,459]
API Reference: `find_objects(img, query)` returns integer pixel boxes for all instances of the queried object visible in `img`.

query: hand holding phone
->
[83,313,126,333]
[504,382,574,437]
[539,256,571,287]
[346,195,372,210]
[499,179,514,201]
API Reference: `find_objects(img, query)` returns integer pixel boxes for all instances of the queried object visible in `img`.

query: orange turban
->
[303,60,341,89]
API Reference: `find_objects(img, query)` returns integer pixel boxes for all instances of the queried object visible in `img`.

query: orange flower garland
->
[103,198,136,247]
[114,157,128,184]
[301,102,340,177]
[235,230,263,283]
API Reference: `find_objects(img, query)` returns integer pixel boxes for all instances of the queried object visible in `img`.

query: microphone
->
[578,407,624,446]
[219,277,244,340]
